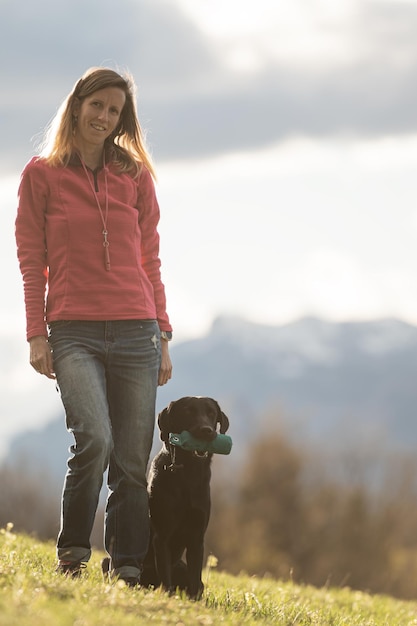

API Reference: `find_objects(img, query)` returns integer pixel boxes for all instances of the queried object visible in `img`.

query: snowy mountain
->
[157,315,417,445]
[5,315,417,484]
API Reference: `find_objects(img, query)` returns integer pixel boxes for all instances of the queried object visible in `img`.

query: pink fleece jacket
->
[15,156,172,341]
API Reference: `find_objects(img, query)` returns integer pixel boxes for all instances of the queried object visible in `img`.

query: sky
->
[2,0,417,454]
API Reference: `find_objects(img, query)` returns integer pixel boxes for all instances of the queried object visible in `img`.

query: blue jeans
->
[48,320,161,580]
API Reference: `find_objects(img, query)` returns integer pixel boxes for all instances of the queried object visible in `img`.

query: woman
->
[15,67,173,586]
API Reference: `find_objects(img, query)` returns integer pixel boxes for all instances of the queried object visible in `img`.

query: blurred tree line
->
[206,432,417,600]
[2,423,417,599]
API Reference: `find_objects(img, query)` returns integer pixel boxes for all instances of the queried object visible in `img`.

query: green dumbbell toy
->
[169,431,232,455]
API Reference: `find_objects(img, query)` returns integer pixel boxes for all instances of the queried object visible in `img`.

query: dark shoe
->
[101,558,140,588]
[56,559,87,578]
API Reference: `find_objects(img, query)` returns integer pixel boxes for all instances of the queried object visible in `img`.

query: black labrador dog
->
[140,396,230,599]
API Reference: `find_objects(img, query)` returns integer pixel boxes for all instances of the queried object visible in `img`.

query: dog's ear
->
[157,405,172,442]
[218,411,230,434]
[212,400,230,433]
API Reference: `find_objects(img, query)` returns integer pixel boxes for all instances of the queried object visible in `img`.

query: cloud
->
[0,0,216,168]
[2,0,417,171]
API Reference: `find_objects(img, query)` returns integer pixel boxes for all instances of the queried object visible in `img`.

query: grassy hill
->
[1,526,417,626]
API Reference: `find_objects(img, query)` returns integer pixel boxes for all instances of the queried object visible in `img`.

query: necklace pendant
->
[103,229,111,271]
[104,244,111,271]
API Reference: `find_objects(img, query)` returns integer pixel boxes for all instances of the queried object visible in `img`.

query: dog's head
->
[157,396,230,445]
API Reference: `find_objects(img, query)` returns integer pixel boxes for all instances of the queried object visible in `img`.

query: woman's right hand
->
[29,335,55,379]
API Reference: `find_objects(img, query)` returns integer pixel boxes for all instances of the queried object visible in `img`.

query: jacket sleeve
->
[136,166,172,332]
[15,159,49,341]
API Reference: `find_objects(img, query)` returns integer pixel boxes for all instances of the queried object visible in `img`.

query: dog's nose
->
[193,426,216,441]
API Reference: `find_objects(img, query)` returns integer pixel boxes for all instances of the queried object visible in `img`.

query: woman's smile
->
[74,86,126,150]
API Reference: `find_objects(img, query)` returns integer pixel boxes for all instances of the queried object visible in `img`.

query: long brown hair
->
[39,67,156,178]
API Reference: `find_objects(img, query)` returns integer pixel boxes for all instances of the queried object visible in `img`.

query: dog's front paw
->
[187,582,204,601]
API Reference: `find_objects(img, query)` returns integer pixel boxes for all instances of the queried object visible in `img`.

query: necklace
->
[80,155,111,271]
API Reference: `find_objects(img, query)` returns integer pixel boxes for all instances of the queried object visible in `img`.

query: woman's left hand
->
[158,340,172,386]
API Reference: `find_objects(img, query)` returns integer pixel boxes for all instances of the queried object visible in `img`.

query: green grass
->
[1,525,417,625]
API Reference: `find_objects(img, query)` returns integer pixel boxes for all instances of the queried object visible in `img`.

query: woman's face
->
[73,86,126,151]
